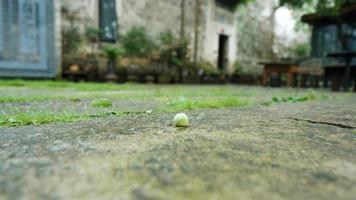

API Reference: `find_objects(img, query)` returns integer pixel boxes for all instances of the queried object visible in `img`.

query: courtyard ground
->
[0,80,355,200]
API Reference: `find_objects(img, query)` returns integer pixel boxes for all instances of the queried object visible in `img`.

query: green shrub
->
[121,26,156,57]
[293,43,311,58]
[233,61,244,75]
[196,62,220,76]
[85,27,103,43]
[159,30,176,47]
[62,27,83,54]
[103,46,125,60]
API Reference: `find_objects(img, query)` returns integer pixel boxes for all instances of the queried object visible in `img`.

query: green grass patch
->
[0,110,151,127]
[0,80,337,127]
[160,97,251,112]
[262,91,329,106]
[0,97,251,127]
[90,98,113,108]
[0,79,144,91]
[0,95,59,103]
[0,111,89,127]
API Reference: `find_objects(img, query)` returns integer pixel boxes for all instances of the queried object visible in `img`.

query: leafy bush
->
[158,30,177,64]
[293,43,311,58]
[103,46,125,60]
[85,27,103,43]
[159,30,176,47]
[233,60,263,76]
[196,62,220,76]
[121,26,156,57]
[62,27,83,54]
[233,61,244,75]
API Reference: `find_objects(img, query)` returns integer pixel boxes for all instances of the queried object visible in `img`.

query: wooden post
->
[287,72,294,87]
[262,66,269,86]
[343,57,352,91]
[180,0,186,41]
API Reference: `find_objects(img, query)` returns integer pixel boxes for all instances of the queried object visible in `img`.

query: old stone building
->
[0,0,239,77]
[60,0,239,72]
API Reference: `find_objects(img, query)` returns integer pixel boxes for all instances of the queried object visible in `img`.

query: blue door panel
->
[0,0,56,78]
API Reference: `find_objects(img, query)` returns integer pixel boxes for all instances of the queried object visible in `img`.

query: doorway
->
[0,0,56,78]
[217,34,229,71]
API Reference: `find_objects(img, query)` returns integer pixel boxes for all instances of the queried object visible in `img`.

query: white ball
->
[174,113,189,127]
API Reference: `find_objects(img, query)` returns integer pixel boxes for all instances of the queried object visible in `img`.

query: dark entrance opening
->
[217,34,229,71]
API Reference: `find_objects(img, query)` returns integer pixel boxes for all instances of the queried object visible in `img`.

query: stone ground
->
[0,83,355,200]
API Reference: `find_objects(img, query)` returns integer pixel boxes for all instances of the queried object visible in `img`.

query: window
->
[99,0,118,43]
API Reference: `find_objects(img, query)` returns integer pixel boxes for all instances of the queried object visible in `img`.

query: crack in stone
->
[287,117,356,130]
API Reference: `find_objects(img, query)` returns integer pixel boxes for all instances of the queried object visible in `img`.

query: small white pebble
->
[174,113,189,127]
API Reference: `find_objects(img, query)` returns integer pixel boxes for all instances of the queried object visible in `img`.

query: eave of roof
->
[301,3,356,26]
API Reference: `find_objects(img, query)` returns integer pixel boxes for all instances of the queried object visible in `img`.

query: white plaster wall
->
[54,0,62,76]
[59,0,99,29]
[202,0,237,72]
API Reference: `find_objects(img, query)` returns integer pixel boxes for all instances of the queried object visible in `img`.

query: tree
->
[281,0,356,51]
[279,0,355,15]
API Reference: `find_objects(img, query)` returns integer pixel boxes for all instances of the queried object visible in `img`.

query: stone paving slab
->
[0,96,355,200]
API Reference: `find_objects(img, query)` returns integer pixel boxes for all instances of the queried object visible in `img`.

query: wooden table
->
[260,62,299,87]
[327,51,356,91]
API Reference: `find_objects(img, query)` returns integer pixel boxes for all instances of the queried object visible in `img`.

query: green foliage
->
[177,39,189,58]
[159,30,177,62]
[0,79,337,127]
[233,61,261,76]
[262,91,328,106]
[90,98,113,108]
[85,27,103,43]
[271,96,311,103]
[121,26,156,57]
[159,30,176,47]
[171,57,184,67]
[62,27,83,54]
[196,62,220,76]
[233,61,244,75]
[293,43,311,58]
[103,46,125,60]
[0,111,86,127]
[280,0,354,15]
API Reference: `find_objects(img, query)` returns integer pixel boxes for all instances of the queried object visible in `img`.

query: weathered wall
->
[203,0,237,72]
[55,0,62,77]
[58,0,238,72]
[235,0,310,75]
[235,0,275,75]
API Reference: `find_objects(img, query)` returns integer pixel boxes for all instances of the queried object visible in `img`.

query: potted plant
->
[103,46,125,82]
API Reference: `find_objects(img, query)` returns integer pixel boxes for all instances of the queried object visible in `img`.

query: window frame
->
[99,0,118,43]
